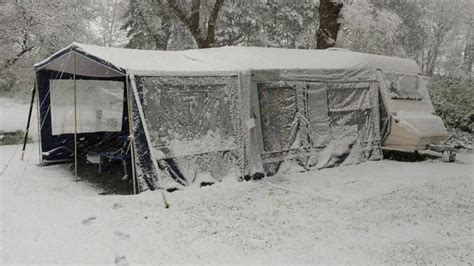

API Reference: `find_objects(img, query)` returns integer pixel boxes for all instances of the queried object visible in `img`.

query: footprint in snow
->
[115,255,129,266]
[114,230,130,240]
[82,216,96,225]
[112,203,124,210]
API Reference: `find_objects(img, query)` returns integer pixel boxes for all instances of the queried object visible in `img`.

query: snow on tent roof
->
[35,42,420,76]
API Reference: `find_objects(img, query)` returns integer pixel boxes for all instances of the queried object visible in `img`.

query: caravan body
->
[376,69,448,151]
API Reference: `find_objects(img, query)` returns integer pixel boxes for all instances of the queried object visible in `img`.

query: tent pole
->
[129,74,169,208]
[35,76,42,165]
[73,52,78,181]
[21,81,37,160]
[126,74,137,194]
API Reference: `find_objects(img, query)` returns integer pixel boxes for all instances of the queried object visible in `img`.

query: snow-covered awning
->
[34,42,421,78]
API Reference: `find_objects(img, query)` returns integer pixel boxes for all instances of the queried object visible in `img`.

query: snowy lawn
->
[0,97,473,264]
[1,142,472,264]
[0,97,38,140]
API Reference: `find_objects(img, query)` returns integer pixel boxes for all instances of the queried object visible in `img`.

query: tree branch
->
[1,3,35,70]
[167,0,202,44]
[3,45,35,70]
[167,0,225,48]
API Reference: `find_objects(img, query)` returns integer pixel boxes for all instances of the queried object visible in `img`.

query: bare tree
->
[421,1,463,76]
[1,4,34,70]
[95,0,127,47]
[316,0,343,49]
[0,0,94,95]
[1,0,94,70]
[166,0,225,48]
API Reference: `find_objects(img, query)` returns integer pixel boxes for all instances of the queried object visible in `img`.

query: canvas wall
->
[132,75,245,190]
[255,80,382,174]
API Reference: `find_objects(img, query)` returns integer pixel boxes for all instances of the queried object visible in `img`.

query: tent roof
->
[35,42,420,77]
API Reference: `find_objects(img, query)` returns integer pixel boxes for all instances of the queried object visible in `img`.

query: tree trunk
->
[2,30,34,71]
[425,47,439,76]
[463,43,473,76]
[462,20,473,76]
[316,0,343,49]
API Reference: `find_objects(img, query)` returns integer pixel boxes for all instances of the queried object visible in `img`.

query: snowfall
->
[1,97,473,264]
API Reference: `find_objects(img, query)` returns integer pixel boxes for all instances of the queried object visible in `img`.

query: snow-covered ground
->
[0,97,38,140]
[1,97,473,264]
[1,143,472,264]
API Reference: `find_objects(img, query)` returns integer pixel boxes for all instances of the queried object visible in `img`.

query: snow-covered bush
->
[429,78,473,132]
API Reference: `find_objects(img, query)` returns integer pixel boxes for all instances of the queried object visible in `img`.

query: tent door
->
[306,83,331,148]
[257,82,333,165]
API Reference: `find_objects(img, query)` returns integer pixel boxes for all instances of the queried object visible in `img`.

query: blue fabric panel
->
[36,70,129,163]
[130,79,159,191]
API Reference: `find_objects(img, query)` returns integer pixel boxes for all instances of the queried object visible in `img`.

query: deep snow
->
[0,97,473,264]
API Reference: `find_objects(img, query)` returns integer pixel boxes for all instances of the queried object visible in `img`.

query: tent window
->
[258,84,298,153]
[49,79,124,135]
[327,84,374,146]
[327,87,371,111]
[138,76,240,159]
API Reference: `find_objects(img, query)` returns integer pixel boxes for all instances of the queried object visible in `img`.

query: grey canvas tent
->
[32,43,436,193]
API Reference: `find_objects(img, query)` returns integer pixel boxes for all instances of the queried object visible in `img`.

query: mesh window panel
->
[258,84,298,153]
[139,77,240,159]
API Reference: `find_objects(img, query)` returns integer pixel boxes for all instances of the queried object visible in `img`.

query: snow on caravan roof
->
[35,42,420,76]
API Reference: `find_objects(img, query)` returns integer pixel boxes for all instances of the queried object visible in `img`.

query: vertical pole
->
[126,74,137,194]
[21,81,37,160]
[36,75,42,165]
[73,52,78,181]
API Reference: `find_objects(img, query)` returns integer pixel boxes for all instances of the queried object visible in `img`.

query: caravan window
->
[49,79,124,135]
[384,73,422,101]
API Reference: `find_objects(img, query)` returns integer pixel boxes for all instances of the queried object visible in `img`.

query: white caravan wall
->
[49,79,124,135]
